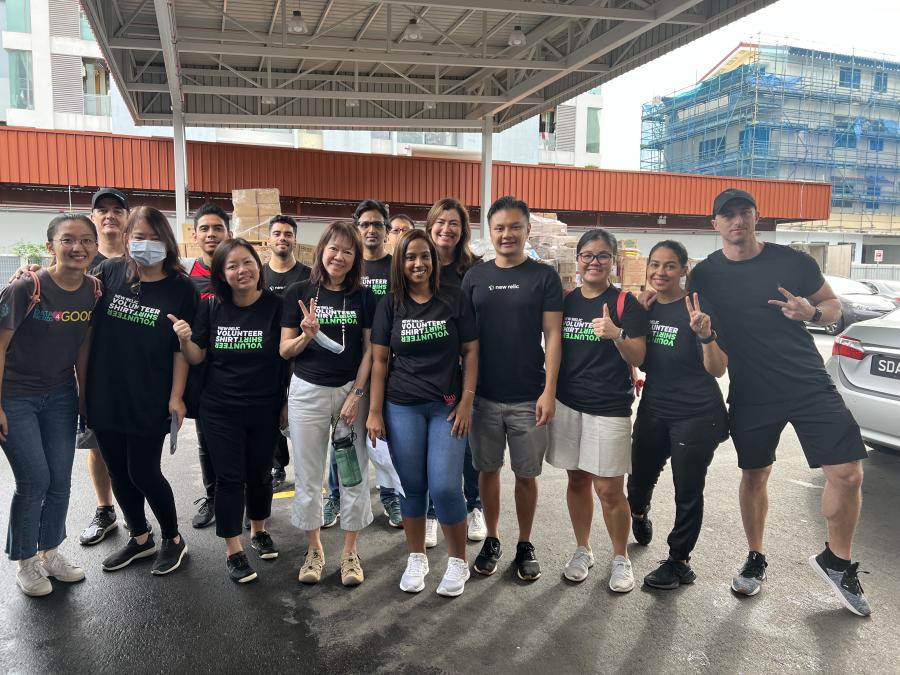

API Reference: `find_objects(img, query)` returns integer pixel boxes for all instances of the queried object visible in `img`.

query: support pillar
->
[173,111,188,229]
[480,114,494,240]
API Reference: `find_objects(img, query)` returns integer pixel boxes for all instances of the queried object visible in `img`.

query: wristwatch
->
[613,328,626,344]
[353,387,365,398]
[699,330,718,345]
[810,306,823,323]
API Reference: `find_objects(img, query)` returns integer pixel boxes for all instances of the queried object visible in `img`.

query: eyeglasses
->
[577,251,613,264]
[55,237,98,248]
[357,221,386,230]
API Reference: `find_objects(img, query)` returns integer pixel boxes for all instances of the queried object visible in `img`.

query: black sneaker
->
[80,506,118,546]
[514,541,541,581]
[644,558,697,590]
[191,497,215,529]
[272,468,287,493]
[250,531,279,560]
[102,534,157,571]
[151,537,188,575]
[809,548,871,617]
[632,510,653,546]
[226,551,258,583]
[731,551,767,596]
[473,537,502,576]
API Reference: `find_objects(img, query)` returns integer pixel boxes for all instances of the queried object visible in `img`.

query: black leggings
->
[197,427,216,500]
[626,407,728,561]
[199,402,279,539]
[95,430,179,540]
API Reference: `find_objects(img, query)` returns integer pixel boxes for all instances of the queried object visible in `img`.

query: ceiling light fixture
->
[288,9,309,35]
[402,18,423,41]
[423,101,436,110]
[508,25,526,47]
[261,95,277,105]
[346,98,360,108]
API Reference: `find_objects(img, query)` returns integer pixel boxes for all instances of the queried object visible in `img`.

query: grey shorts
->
[469,397,549,478]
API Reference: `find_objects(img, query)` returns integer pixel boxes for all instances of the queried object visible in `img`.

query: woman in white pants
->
[279,220,376,587]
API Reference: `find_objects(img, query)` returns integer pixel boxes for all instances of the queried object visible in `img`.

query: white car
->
[826,308,900,453]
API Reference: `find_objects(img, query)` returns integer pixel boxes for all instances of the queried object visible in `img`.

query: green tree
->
[10,241,47,264]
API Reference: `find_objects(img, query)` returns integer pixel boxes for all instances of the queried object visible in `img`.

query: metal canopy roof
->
[83,0,778,132]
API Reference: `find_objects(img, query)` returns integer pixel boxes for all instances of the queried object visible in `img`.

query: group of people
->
[0,185,871,616]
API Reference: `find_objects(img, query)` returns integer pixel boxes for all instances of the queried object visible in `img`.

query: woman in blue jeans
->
[367,229,479,597]
[0,214,101,596]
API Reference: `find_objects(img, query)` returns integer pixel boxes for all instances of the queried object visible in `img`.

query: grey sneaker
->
[809,551,871,617]
[563,546,595,582]
[322,495,340,529]
[383,496,403,529]
[731,551,767,596]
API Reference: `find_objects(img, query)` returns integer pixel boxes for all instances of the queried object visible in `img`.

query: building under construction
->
[641,41,900,258]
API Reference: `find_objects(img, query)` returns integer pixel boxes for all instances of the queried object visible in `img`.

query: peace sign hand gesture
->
[767,286,814,322]
[684,293,712,340]
[591,304,620,340]
[299,298,320,338]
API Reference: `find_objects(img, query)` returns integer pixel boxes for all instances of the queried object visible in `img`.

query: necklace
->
[315,283,346,351]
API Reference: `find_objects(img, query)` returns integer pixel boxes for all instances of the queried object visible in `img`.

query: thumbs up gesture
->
[168,314,192,342]
[591,303,620,340]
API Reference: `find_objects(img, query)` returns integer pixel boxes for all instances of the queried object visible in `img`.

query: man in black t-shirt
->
[462,195,563,582]
[186,203,232,529]
[79,188,130,548]
[262,215,310,491]
[690,188,870,617]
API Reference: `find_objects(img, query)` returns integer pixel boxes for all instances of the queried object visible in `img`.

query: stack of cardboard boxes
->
[231,188,281,241]
[614,237,646,295]
[529,213,579,290]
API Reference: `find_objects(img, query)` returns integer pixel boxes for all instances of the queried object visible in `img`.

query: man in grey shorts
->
[461,195,563,581]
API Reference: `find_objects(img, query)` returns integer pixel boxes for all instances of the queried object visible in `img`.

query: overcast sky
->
[598,0,899,169]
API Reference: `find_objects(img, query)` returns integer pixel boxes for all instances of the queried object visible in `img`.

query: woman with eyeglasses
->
[280,221,376,587]
[627,240,728,590]
[547,228,648,592]
[171,239,287,584]
[0,214,100,596]
[88,206,198,576]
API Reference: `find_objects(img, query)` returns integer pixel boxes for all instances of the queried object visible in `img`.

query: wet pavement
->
[1,335,898,674]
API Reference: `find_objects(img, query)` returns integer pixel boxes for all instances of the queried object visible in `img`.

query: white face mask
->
[129,240,167,267]
[313,332,345,354]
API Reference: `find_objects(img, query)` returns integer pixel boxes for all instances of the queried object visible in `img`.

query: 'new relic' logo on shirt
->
[488,284,520,292]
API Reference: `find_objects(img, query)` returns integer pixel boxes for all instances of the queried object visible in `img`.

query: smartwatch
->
[353,387,365,398]
[811,306,823,324]
[699,330,718,345]
[613,328,626,344]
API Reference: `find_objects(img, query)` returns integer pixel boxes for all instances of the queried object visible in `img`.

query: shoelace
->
[44,551,75,571]
[841,562,865,594]
[303,550,323,571]
[343,554,362,575]
[570,550,592,569]
[192,497,211,510]
[22,559,48,582]
[740,554,767,578]
[444,559,467,581]
[470,510,485,528]
[612,558,631,571]
[406,555,427,577]
[255,532,273,548]
[518,543,536,561]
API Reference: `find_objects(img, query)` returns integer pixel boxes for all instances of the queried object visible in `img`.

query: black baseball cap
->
[712,188,756,216]
[91,188,129,210]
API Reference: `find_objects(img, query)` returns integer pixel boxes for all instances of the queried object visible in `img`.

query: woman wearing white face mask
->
[87,207,198,576]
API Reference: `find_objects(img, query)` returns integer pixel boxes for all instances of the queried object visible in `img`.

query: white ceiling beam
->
[138,65,471,87]
[373,0,706,25]
[141,113,486,129]
[152,0,183,114]
[467,0,703,118]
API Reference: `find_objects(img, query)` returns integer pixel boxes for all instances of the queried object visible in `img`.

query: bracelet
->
[464,389,476,395]
[699,329,717,345]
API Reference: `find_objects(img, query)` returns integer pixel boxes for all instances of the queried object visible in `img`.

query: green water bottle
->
[332,418,362,488]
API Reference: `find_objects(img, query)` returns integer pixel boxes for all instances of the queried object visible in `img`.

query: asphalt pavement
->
[0,334,898,674]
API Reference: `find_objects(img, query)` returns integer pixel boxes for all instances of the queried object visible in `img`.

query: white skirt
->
[547,400,632,477]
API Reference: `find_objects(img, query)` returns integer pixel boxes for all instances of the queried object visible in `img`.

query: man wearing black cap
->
[79,188,130,547]
[688,188,870,617]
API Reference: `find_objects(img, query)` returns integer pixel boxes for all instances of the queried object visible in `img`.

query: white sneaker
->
[564,546,595,582]
[16,556,52,597]
[424,518,438,549]
[436,557,470,597]
[609,555,635,593]
[467,508,487,542]
[41,550,86,583]
[399,552,429,593]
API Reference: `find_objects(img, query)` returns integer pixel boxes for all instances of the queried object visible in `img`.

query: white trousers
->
[288,376,373,532]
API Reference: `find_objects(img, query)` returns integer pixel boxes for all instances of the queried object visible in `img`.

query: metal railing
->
[0,255,54,289]
[851,263,900,281]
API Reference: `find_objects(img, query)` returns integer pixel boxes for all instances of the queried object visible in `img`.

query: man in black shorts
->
[690,188,870,617]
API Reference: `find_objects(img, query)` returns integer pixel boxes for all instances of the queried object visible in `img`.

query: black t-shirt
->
[371,288,478,406]
[689,243,829,405]
[362,255,392,298]
[263,262,311,296]
[191,292,286,408]
[440,263,465,288]
[639,297,725,420]
[557,287,648,416]
[87,258,199,436]
[280,281,376,387]
[89,252,107,273]
[461,258,563,403]
[189,259,214,300]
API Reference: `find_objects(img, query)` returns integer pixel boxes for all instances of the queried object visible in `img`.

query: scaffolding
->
[640,40,900,232]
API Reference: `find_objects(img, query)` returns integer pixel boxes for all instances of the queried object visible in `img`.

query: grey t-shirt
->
[0,270,97,397]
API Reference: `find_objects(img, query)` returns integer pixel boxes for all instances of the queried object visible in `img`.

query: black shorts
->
[728,388,868,470]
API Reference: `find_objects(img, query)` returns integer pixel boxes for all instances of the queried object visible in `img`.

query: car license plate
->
[870,355,900,380]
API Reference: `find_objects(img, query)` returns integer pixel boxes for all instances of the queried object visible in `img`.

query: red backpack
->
[24,270,103,317]
[564,287,644,396]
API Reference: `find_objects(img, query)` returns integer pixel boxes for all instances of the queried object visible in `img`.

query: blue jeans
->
[1,384,77,560]
[384,401,467,525]
[427,441,480,518]
[328,452,397,505]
